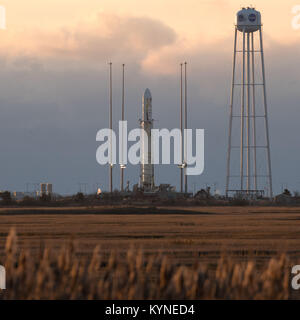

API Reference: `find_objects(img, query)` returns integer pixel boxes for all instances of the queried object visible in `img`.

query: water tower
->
[226,7,273,198]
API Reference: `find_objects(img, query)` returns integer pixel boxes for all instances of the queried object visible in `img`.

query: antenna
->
[109,62,113,193]
[120,64,126,192]
[180,63,183,193]
[184,62,188,194]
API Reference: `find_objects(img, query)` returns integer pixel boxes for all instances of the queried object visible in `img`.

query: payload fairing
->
[140,88,155,191]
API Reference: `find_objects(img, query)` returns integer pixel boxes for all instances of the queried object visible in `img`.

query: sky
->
[0,0,299,194]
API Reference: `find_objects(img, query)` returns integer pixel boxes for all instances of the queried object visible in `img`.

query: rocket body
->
[140,88,155,191]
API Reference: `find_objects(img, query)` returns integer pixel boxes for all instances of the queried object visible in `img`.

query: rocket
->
[140,88,155,191]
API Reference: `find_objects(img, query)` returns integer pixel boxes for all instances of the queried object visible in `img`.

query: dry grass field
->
[0,206,299,265]
[0,206,299,299]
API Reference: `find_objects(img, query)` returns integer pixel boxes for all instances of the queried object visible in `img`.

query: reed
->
[0,228,291,300]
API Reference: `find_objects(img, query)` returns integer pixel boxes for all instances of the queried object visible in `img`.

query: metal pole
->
[120,64,125,192]
[109,62,113,193]
[259,27,273,198]
[240,30,245,190]
[184,62,188,194]
[251,32,257,191]
[180,63,183,193]
[246,32,251,193]
[226,26,237,197]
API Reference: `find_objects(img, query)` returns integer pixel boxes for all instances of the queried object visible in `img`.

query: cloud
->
[141,36,232,75]
[24,12,178,66]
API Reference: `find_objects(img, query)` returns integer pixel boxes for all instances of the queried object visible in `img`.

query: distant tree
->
[230,198,249,206]
[283,189,292,197]
[20,196,36,206]
[40,193,51,202]
[74,192,85,202]
[0,191,12,205]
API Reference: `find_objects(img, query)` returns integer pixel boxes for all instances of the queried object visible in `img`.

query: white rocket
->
[140,88,155,191]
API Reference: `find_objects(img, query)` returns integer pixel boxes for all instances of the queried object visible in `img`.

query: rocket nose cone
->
[143,88,152,100]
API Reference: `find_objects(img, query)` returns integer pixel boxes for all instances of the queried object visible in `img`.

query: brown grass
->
[0,228,291,299]
[0,206,299,299]
[0,206,300,265]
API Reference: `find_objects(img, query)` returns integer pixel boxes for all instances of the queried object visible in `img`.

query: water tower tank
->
[236,7,261,33]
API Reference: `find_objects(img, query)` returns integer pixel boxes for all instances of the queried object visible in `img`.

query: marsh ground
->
[0,206,299,268]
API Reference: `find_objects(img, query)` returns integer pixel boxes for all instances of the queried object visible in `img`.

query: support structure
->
[179,63,183,193]
[226,7,273,199]
[120,64,126,192]
[184,62,188,194]
[109,62,113,193]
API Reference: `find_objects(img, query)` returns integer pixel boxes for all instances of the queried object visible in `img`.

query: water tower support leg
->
[240,30,246,190]
[246,32,251,193]
[251,32,257,191]
[226,26,238,197]
[259,27,273,198]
